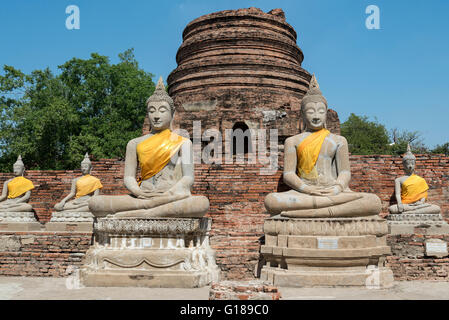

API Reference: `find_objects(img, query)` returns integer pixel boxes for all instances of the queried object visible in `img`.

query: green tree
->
[0,49,154,171]
[389,128,427,155]
[431,142,449,155]
[340,113,391,154]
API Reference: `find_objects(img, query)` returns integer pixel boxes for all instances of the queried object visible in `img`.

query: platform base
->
[387,213,449,235]
[80,269,213,288]
[260,215,394,288]
[79,217,220,288]
[0,222,42,231]
[45,222,93,232]
[260,265,394,288]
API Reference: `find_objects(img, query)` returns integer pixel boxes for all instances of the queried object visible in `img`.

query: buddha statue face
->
[302,101,327,131]
[13,164,24,176]
[403,159,415,175]
[81,163,92,175]
[148,100,172,132]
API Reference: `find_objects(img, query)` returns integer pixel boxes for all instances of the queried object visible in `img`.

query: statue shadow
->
[276,176,290,193]
[388,191,397,206]
[255,235,265,278]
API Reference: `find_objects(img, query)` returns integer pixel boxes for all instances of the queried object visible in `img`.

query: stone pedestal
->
[387,213,449,235]
[0,212,42,231]
[46,211,94,232]
[80,217,220,288]
[260,215,394,288]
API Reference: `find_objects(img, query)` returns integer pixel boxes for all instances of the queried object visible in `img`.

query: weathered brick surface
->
[0,154,447,279]
[0,232,92,277]
[386,234,449,280]
[209,280,281,300]
[156,7,341,139]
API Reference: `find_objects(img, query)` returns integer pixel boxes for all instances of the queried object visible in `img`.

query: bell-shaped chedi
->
[156,7,340,138]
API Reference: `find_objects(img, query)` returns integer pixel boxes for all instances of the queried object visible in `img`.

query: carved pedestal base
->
[46,211,94,232]
[260,215,394,288]
[387,213,449,235]
[0,212,42,231]
[80,217,220,288]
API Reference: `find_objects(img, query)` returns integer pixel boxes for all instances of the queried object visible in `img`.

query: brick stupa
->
[143,7,340,138]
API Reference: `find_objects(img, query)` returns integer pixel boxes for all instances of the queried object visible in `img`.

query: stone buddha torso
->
[293,132,346,188]
[54,154,102,213]
[134,132,187,197]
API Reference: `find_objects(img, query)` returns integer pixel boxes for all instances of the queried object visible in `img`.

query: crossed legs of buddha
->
[88,194,210,218]
[265,189,381,218]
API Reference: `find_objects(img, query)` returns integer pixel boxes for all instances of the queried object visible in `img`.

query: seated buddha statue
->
[88,77,209,218]
[264,75,381,218]
[54,153,103,212]
[0,155,35,212]
[388,144,440,215]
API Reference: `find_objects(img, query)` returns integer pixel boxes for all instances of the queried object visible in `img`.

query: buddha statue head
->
[301,74,328,132]
[81,153,92,175]
[13,155,25,176]
[402,144,416,175]
[146,77,175,132]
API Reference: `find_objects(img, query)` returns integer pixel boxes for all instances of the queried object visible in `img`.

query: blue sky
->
[1,0,448,148]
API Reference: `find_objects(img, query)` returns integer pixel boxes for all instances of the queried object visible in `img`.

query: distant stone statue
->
[388,145,441,215]
[0,155,34,213]
[264,75,381,218]
[88,77,209,218]
[54,153,103,213]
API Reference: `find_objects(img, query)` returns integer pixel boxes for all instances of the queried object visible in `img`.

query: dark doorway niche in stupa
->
[232,122,252,155]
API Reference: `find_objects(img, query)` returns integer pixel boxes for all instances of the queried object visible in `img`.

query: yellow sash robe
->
[75,174,103,198]
[137,129,187,182]
[401,174,428,204]
[7,176,35,199]
[296,129,330,180]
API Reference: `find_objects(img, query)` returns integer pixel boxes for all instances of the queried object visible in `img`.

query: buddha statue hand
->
[301,184,342,197]
[397,203,404,213]
[414,198,426,205]
[136,183,190,200]
[54,201,65,211]
[316,185,343,196]
[137,189,166,199]
[301,185,324,196]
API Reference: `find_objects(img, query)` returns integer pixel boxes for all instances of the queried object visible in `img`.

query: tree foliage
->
[340,113,391,154]
[389,128,427,155]
[0,49,154,171]
[340,113,433,155]
[431,142,449,155]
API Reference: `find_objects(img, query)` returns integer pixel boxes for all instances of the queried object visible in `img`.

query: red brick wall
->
[0,154,448,279]
[0,232,92,277]
[386,234,449,280]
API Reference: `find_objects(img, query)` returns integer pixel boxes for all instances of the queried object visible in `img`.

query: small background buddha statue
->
[54,153,103,213]
[0,155,35,213]
[388,144,441,215]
